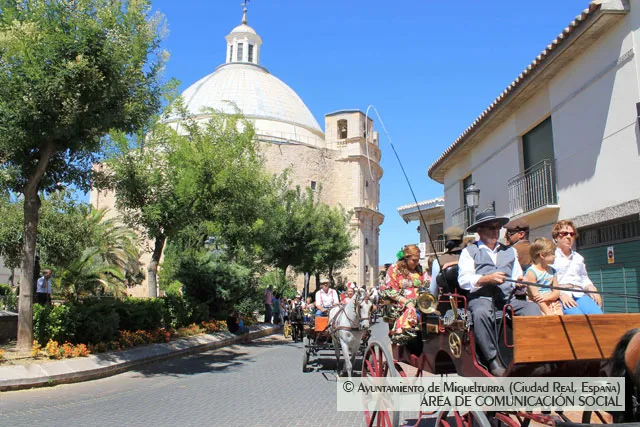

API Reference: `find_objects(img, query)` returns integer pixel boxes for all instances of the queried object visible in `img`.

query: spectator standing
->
[272,293,281,324]
[35,269,52,305]
[264,285,273,323]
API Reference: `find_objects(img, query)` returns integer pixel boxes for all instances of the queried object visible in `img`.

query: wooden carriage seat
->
[314,316,329,332]
[512,313,640,364]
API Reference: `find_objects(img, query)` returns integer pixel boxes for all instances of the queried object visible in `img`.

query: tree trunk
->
[147,235,166,298]
[16,191,40,352]
[314,272,320,292]
[16,143,54,353]
[328,266,334,286]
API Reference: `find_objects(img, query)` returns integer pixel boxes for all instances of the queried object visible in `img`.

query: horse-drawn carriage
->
[302,287,374,375]
[362,270,640,427]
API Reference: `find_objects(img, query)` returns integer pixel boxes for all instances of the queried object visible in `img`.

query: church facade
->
[91,8,384,296]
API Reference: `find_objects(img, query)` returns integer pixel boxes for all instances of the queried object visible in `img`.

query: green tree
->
[105,107,265,297]
[258,183,355,283]
[0,0,167,351]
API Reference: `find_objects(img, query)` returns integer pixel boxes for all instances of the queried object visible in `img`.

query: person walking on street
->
[35,269,53,305]
[264,285,273,323]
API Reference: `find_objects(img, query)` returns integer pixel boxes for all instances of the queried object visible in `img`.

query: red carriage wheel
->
[362,341,401,427]
[435,410,491,427]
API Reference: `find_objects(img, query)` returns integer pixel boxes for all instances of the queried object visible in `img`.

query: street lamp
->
[464,183,480,228]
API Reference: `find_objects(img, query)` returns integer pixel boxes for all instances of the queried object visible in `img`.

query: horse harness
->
[330,292,366,333]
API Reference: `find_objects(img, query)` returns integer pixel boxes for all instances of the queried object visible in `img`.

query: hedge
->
[33,295,209,346]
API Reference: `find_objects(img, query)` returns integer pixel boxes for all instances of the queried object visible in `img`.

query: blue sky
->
[149,0,590,265]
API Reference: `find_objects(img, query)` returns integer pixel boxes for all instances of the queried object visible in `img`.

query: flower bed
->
[25,320,229,361]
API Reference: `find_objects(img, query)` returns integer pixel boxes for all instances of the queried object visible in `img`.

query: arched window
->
[338,119,348,139]
[237,43,244,62]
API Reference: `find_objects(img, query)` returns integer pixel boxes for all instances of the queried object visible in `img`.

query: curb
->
[0,324,280,392]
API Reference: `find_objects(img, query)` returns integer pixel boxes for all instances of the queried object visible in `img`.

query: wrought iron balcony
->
[508,159,558,217]
[417,239,445,257]
[451,206,473,231]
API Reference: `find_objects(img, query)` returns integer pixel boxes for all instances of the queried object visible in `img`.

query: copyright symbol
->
[343,381,354,392]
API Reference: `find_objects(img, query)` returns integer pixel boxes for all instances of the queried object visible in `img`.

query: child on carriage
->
[524,238,563,316]
[340,282,356,304]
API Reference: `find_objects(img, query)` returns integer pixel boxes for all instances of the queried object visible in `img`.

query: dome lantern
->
[225,2,262,65]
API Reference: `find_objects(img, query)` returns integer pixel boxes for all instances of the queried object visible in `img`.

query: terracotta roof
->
[428,1,605,182]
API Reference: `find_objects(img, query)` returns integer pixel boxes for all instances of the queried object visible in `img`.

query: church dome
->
[179,5,322,135]
[181,63,322,133]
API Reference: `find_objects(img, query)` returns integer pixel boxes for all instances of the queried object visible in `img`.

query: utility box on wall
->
[0,311,18,341]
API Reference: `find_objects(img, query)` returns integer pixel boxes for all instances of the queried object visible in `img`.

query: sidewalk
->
[0,324,279,392]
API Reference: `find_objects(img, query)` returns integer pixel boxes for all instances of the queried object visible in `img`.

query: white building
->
[428,0,639,313]
[397,197,445,256]
[92,6,384,296]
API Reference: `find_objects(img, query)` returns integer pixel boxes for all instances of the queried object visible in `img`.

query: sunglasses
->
[558,231,576,237]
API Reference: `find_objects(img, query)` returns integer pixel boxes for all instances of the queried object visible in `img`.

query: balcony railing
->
[508,159,557,216]
[417,239,445,257]
[451,206,473,230]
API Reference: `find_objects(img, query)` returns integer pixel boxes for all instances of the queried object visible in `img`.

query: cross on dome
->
[241,1,248,25]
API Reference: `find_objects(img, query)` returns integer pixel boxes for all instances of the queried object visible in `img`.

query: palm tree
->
[58,247,125,301]
[87,208,141,290]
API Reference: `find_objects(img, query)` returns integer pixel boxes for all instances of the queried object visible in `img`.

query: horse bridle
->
[331,290,368,332]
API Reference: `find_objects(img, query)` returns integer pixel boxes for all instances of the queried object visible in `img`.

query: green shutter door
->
[580,240,640,313]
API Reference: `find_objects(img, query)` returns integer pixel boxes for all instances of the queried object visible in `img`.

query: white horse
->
[329,287,374,377]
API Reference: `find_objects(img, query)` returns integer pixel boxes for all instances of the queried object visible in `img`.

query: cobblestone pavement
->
[0,322,402,427]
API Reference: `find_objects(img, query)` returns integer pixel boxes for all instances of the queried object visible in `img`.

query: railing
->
[416,239,445,256]
[255,131,323,147]
[508,159,557,216]
[428,239,445,254]
[451,206,473,230]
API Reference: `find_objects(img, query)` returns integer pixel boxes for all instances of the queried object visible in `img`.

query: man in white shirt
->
[315,278,338,316]
[35,269,53,305]
[458,211,540,376]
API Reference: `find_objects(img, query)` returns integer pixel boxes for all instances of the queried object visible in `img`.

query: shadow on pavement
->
[128,334,297,378]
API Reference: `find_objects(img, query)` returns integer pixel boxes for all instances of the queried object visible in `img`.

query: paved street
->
[0,322,398,427]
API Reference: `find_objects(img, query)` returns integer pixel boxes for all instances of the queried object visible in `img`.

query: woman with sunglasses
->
[551,220,603,315]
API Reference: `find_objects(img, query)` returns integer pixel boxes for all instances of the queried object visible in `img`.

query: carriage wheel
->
[361,341,401,427]
[435,410,491,427]
[302,349,310,373]
[483,412,519,427]
[581,410,610,424]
